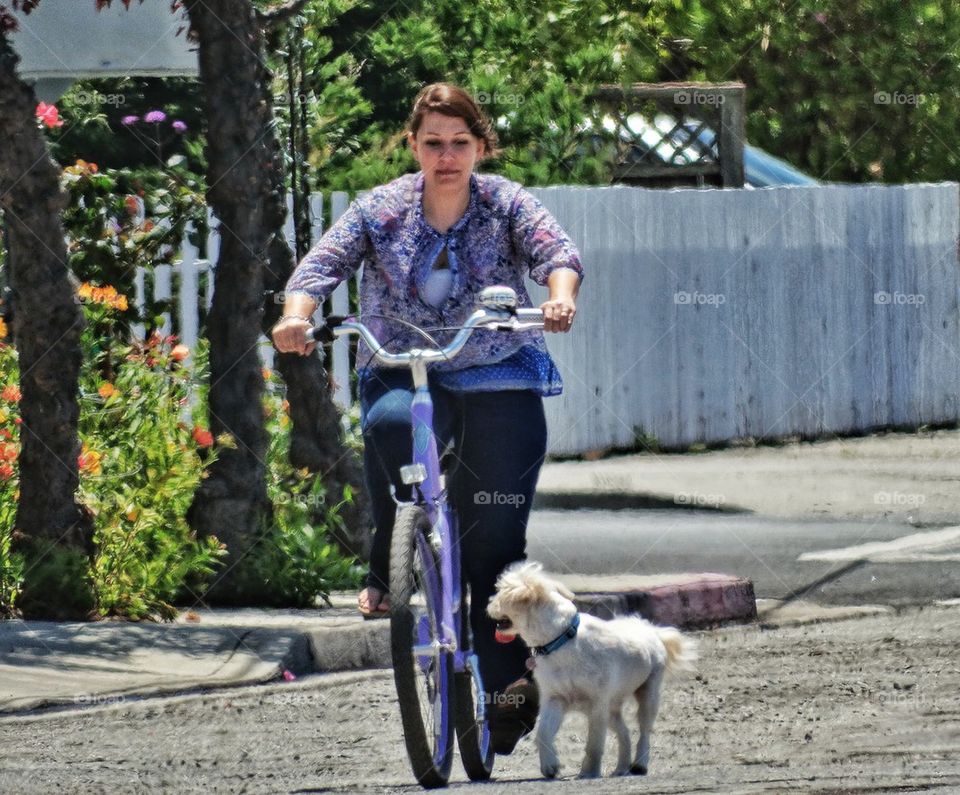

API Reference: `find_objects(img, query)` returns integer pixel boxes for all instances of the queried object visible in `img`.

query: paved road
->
[527,509,960,607]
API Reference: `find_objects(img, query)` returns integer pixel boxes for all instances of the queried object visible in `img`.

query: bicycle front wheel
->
[389,505,454,789]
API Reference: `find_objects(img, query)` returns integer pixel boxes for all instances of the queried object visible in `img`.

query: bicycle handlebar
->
[305,292,544,368]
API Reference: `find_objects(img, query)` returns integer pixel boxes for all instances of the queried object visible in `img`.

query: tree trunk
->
[183,0,273,598]
[257,29,371,562]
[0,32,94,619]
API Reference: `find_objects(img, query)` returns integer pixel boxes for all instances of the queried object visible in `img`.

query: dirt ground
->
[2,602,958,794]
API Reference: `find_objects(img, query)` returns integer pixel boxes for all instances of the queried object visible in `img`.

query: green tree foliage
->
[694,1,960,182]
[287,0,671,190]
[278,0,960,190]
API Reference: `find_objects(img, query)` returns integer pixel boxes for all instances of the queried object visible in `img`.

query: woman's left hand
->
[540,296,576,333]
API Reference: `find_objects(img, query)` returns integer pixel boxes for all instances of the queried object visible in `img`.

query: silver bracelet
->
[278,314,312,324]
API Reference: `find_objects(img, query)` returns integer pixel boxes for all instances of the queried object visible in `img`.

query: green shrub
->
[221,374,363,608]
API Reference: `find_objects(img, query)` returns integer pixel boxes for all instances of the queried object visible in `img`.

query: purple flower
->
[172,120,188,133]
[144,110,167,123]
[121,115,139,125]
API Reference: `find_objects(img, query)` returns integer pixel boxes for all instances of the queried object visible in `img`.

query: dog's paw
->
[629,763,648,776]
[577,769,601,779]
[612,766,630,777]
[541,762,560,779]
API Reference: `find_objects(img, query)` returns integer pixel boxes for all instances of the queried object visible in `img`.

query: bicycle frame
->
[405,359,471,677]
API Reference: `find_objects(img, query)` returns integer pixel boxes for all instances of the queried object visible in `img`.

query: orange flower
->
[78,282,129,312]
[0,442,18,461]
[0,462,13,481]
[192,427,214,448]
[98,383,118,399]
[78,445,102,475]
[0,317,7,339]
[170,344,190,362]
[125,509,139,522]
[2,384,21,403]
[261,367,272,381]
[124,195,140,215]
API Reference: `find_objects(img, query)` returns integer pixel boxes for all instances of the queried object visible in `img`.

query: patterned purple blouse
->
[285,171,584,393]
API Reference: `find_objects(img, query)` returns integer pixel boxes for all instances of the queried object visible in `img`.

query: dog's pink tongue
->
[494,629,514,644]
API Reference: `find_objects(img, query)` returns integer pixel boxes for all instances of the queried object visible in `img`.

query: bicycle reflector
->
[400,463,427,485]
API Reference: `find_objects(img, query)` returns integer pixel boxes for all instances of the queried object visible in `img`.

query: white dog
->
[487,561,697,779]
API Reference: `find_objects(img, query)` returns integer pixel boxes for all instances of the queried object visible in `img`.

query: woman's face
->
[408,112,485,193]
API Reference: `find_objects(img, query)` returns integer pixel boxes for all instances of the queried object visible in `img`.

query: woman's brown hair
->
[406,82,499,156]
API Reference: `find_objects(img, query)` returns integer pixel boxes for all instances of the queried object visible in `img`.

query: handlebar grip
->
[307,314,348,344]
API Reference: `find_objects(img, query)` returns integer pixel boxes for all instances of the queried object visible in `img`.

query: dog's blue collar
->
[532,612,580,657]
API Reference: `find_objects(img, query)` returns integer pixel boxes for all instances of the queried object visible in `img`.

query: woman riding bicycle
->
[272,82,583,755]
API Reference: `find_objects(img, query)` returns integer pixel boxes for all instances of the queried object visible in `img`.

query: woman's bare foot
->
[358,586,390,617]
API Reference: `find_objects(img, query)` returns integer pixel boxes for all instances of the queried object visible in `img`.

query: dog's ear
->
[553,579,575,600]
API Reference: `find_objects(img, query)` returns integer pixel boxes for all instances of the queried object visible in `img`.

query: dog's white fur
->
[487,561,697,779]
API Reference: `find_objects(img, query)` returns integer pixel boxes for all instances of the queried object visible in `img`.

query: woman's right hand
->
[271,316,316,356]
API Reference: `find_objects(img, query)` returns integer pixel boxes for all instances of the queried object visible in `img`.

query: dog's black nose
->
[495,618,513,631]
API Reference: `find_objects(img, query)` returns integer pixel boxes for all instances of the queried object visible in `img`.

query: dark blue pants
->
[360,369,547,695]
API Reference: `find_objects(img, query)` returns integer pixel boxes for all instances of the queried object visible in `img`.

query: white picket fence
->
[146,182,960,454]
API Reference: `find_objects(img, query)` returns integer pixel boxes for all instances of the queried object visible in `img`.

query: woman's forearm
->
[280,293,319,320]
[547,267,581,301]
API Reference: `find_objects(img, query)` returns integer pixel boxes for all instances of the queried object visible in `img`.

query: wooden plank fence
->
[140,182,960,455]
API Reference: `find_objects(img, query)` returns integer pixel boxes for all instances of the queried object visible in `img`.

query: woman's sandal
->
[358,586,390,620]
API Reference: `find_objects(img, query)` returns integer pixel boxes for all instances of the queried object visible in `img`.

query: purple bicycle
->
[309,286,544,788]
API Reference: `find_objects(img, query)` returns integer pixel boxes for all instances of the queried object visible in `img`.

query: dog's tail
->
[657,627,698,674]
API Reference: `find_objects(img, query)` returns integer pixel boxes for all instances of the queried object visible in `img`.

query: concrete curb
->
[305,574,757,674]
[568,574,757,629]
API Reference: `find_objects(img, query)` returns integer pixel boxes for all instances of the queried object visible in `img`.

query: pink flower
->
[36,102,63,129]
[121,115,140,125]
[172,120,188,133]
[144,110,167,123]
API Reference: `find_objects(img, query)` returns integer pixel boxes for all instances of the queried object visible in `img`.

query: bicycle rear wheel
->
[389,505,454,789]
